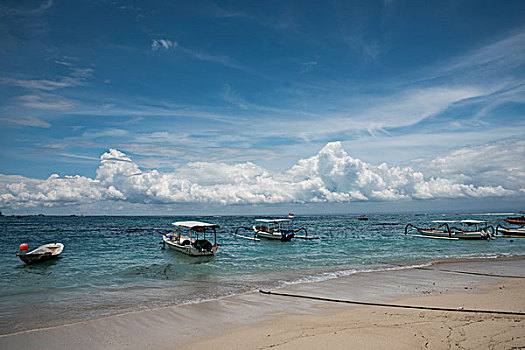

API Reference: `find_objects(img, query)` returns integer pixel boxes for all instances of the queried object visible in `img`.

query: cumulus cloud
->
[406,138,525,190]
[0,141,521,209]
[0,174,122,209]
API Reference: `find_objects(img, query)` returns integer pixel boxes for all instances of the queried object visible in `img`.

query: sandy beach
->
[1,258,524,349]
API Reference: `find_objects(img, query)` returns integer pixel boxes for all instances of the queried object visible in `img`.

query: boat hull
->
[255,230,294,241]
[497,227,525,237]
[417,229,490,240]
[163,236,218,256]
[16,243,64,265]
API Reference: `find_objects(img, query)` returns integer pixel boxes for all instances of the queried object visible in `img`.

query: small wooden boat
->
[404,220,494,240]
[16,243,64,265]
[234,218,316,241]
[504,216,525,225]
[496,224,525,237]
[358,215,368,221]
[159,221,220,257]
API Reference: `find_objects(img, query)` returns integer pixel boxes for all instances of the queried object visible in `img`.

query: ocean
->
[0,214,523,334]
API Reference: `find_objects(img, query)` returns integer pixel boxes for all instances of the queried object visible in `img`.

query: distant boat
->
[159,221,220,257]
[504,216,525,225]
[358,215,368,221]
[234,218,315,241]
[16,243,64,265]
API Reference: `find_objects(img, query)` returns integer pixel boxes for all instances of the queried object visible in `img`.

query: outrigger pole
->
[234,226,260,241]
[293,227,318,239]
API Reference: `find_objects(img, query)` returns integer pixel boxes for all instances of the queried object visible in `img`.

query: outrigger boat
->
[158,221,220,256]
[234,218,316,241]
[16,243,64,265]
[496,217,525,237]
[504,216,525,225]
[404,220,494,240]
[496,225,525,237]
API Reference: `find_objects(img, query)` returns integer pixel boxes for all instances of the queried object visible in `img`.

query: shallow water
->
[0,214,523,334]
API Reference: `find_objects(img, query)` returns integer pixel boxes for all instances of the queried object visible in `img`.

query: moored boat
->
[504,216,525,225]
[496,224,525,237]
[234,218,315,241]
[358,215,368,221]
[16,243,64,265]
[159,221,220,257]
[404,220,494,240]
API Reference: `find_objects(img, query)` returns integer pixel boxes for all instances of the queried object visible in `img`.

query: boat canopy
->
[171,221,220,229]
[255,219,292,223]
[461,220,486,224]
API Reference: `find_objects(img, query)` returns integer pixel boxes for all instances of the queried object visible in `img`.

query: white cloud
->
[0,141,521,209]
[0,0,54,17]
[150,39,243,70]
[0,115,50,128]
[18,93,76,110]
[2,78,73,91]
[1,66,92,91]
[0,173,121,209]
[440,29,525,77]
[151,39,178,50]
[406,138,525,190]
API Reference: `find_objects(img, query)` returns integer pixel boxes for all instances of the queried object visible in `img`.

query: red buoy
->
[19,243,29,251]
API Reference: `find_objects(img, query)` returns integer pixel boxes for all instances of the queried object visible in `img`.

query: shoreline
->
[1,257,524,349]
[183,276,525,350]
[2,255,523,336]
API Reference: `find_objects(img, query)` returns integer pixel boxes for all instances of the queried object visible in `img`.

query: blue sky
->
[0,0,524,214]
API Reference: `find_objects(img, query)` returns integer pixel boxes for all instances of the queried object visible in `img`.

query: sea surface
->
[0,214,523,334]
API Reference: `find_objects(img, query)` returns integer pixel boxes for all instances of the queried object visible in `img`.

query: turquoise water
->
[0,214,523,334]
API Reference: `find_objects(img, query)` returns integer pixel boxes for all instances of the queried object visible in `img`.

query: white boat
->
[159,221,220,256]
[234,218,316,241]
[404,220,494,240]
[496,224,525,237]
[16,243,64,264]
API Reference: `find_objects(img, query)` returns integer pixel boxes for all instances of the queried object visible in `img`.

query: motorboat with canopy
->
[404,220,494,240]
[158,221,220,256]
[234,218,316,241]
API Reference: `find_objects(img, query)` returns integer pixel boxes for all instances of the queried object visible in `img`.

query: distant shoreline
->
[0,211,521,217]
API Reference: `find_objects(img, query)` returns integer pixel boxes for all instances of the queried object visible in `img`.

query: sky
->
[0,0,524,215]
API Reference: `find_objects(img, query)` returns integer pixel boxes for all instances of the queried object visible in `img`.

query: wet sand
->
[1,259,524,349]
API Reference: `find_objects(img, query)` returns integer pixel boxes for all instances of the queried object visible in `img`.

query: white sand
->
[1,259,524,349]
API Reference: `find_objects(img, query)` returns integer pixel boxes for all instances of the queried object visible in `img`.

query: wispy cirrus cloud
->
[0,0,54,18]
[440,29,525,77]
[0,115,50,128]
[18,93,76,110]
[1,66,92,91]
[151,38,243,69]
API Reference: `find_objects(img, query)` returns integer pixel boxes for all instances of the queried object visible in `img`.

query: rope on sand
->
[259,290,525,316]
